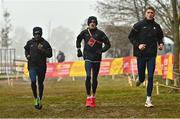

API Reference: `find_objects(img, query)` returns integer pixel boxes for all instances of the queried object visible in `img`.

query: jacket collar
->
[32,37,44,43]
[144,18,155,23]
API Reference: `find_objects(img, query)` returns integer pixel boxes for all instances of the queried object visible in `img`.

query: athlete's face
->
[145,9,155,20]
[34,33,41,40]
[89,20,97,29]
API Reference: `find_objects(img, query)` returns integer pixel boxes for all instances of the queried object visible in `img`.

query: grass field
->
[0,76,180,118]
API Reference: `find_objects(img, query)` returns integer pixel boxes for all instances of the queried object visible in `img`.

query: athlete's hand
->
[26,55,30,60]
[38,43,43,50]
[77,49,82,57]
[138,44,146,51]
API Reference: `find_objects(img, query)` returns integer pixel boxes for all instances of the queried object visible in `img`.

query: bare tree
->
[96,0,150,24]
[103,24,132,57]
[96,0,175,37]
[150,0,172,37]
[171,0,180,86]
[0,9,12,48]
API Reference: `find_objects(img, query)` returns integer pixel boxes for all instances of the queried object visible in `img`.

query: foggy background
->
[0,0,177,62]
[0,0,98,61]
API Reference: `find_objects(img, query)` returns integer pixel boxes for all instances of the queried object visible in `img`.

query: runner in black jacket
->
[128,6,164,108]
[76,16,111,108]
[24,27,52,110]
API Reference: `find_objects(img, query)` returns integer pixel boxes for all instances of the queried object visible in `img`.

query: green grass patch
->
[0,76,180,118]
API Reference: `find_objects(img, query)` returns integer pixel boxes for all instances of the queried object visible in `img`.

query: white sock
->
[146,96,151,102]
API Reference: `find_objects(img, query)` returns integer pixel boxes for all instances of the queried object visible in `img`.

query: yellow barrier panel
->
[167,54,173,80]
[110,58,123,75]
[23,63,29,77]
[156,55,162,75]
[69,61,86,77]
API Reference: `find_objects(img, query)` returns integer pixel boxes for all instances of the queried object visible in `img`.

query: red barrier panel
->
[123,56,138,74]
[46,62,73,78]
[99,59,113,76]
[43,54,177,79]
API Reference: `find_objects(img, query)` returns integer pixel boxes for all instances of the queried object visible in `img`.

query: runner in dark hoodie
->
[76,16,111,108]
[24,27,52,110]
[128,6,164,107]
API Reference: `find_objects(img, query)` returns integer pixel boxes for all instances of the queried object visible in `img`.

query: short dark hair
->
[87,16,98,26]
[145,6,155,13]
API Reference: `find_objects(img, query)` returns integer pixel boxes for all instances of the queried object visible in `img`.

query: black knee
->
[86,76,91,81]
[31,81,36,87]
[39,83,44,88]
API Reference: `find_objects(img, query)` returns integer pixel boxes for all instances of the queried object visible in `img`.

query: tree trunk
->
[171,0,180,86]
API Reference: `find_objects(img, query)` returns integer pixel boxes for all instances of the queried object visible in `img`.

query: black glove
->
[26,55,31,60]
[77,49,82,57]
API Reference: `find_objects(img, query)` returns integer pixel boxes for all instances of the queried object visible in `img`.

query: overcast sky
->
[0,0,99,38]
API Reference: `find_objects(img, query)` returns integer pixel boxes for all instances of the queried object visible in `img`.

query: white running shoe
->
[145,100,154,108]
